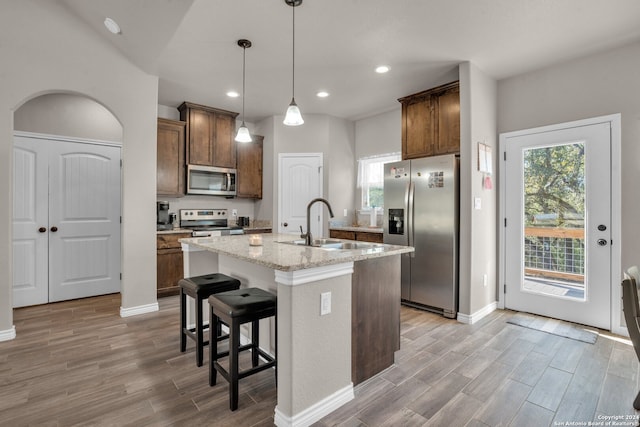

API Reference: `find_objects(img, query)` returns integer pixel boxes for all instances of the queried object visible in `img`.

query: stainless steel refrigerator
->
[383,154,459,318]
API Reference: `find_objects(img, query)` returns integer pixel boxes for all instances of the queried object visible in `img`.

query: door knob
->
[38,227,46,233]
[597,238,607,246]
[283,222,288,227]
[50,226,58,232]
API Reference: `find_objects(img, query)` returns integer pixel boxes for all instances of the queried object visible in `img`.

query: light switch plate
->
[474,197,482,210]
[320,292,331,315]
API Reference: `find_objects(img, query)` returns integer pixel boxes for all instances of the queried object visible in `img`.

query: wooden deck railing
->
[524,227,585,284]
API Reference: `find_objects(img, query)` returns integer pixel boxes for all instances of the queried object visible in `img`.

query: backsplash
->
[330,209,382,228]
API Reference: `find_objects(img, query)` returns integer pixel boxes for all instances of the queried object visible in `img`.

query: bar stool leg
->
[179,288,187,353]
[209,305,218,386]
[229,320,241,411]
[195,297,203,367]
[251,320,259,368]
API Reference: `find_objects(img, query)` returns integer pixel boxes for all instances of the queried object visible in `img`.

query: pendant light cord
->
[242,44,246,121]
[291,3,295,99]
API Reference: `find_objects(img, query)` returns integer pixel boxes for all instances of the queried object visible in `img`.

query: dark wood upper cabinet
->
[156,118,186,197]
[398,81,460,159]
[178,102,239,169]
[236,135,263,199]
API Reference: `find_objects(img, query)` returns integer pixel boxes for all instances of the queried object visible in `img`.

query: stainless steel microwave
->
[186,165,236,197]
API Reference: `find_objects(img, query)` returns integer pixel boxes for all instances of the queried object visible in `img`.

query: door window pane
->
[522,143,586,301]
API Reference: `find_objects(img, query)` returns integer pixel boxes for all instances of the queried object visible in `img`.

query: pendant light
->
[283,0,304,126]
[235,39,252,143]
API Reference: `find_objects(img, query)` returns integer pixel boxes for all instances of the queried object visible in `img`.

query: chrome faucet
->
[302,198,335,246]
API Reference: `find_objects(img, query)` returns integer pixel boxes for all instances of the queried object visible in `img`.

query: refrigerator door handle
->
[408,181,415,257]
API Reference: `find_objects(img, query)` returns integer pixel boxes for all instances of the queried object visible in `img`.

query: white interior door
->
[278,153,323,236]
[502,122,611,329]
[13,137,49,307]
[47,140,121,302]
[12,135,121,307]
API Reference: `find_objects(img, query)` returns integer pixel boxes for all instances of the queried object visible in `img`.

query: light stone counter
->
[179,233,412,271]
[180,233,413,427]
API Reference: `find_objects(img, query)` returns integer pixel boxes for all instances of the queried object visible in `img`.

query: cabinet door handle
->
[283,222,288,227]
[38,227,47,233]
[50,226,58,232]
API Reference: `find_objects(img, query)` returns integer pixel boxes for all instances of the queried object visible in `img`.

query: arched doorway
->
[12,93,123,307]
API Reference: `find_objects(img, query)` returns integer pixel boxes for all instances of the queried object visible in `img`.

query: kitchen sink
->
[278,238,383,250]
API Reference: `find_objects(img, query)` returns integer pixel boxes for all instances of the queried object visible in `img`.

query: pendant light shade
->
[235,39,252,143]
[284,99,304,126]
[283,0,304,126]
[235,123,252,142]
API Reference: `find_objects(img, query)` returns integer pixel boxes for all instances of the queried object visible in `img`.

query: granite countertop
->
[158,227,272,235]
[180,233,413,272]
[329,225,383,233]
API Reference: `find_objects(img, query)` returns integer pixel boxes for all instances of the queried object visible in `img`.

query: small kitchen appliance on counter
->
[157,201,173,231]
[179,209,245,237]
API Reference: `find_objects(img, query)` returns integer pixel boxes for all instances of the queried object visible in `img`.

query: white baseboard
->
[457,301,497,324]
[274,383,354,427]
[0,326,16,342]
[120,302,159,318]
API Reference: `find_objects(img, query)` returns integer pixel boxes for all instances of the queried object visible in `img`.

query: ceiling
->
[60,0,640,123]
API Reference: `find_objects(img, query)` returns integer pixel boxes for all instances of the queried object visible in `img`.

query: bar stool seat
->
[209,287,277,411]
[179,273,241,367]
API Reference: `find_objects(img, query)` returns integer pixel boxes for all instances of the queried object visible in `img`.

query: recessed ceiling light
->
[104,17,121,35]
[316,91,329,98]
[227,91,239,98]
[375,65,390,74]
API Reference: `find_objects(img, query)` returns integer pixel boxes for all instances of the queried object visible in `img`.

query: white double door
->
[13,135,121,307]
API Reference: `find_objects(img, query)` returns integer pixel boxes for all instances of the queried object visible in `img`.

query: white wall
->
[0,0,159,336]
[459,63,498,317]
[259,114,356,236]
[328,116,356,224]
[15,93,123,142]
[497,40,640,331]
[354,109,401,159]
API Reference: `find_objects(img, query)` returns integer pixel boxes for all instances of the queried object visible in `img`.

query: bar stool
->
[179,273,241,367]
[208,287,277,411]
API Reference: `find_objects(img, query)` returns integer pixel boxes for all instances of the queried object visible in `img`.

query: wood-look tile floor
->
[1,294,638,427]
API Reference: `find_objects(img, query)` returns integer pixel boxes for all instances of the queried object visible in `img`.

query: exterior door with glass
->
[502,121,611,330]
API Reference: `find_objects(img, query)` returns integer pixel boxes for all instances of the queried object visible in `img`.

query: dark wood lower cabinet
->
[157,232,191,297]
[351,255,401,385]
[330,229,383,243]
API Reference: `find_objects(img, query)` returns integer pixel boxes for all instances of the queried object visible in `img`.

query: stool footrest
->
[183,327,230,347]
[214,359,276,383]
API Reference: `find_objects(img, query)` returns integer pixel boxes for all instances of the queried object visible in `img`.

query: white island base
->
[183,246,354,426]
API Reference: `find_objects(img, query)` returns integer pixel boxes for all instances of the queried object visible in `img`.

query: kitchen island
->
[180,233,413,427]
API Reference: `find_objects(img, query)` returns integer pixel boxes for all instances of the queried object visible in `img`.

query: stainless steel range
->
[179,209,244,237]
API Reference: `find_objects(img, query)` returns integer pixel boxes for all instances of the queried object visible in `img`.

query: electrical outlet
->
[483,274,488,287]
[343,208,348,217]
[320,292,331,315]
[231,209,237,217]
